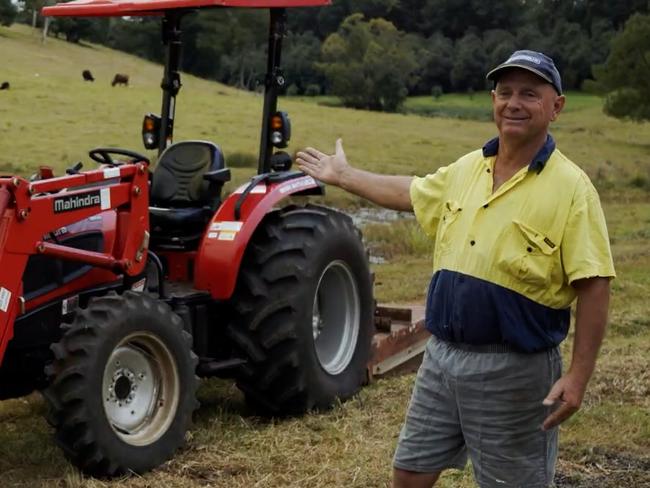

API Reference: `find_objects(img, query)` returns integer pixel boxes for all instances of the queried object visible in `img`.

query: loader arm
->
[0,163,150,364]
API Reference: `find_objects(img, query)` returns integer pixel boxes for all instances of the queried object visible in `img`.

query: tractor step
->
[368,305,428,380]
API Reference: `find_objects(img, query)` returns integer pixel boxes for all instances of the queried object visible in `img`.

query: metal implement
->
[369,305,428,380]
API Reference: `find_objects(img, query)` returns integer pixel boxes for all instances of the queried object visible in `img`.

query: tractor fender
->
[194,174,323,299]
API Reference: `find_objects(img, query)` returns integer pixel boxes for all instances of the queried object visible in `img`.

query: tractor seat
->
[149,140,231,250]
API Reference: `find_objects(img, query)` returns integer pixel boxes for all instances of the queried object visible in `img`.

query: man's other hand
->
[541,372,587,430]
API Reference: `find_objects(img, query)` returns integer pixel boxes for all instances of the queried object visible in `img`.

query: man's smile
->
[503,115,529,121]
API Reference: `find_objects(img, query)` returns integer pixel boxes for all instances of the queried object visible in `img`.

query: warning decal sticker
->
[0,287,12,313]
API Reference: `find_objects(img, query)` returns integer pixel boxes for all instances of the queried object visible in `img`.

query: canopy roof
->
[43,0,330,17]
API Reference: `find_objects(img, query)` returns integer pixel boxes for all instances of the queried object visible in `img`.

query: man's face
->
[491,69,565,141]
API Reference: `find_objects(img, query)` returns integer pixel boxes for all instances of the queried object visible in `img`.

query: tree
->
[315,0,352,39]
[356,0,399,19]
[414,32,454,93]
[515,24,550,56]
[592,13,650,121]
[182,9,267,89]
[549,20,592,89]
[578,0,649,30]
[483,29,516,74]
[107,18,163,63]
[450,32,486,91]
[0,0,17,26]
[283,32,325,94]
[107,17,164,63]
[50,17,108,43]
[422,0,523,39]
[19,0,46,28]
[389,0,428,34]
[318,14,418,111]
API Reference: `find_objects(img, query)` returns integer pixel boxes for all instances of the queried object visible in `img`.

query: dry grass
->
[0,23,649,487]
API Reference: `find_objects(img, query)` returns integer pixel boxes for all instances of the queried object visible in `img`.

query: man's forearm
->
[339,167,413,211]
[568,277,611,385]
[541,277,611,430]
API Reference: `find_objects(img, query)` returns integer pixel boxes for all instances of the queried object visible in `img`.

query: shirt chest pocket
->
[435,200,462,258]
[496,219,559,287]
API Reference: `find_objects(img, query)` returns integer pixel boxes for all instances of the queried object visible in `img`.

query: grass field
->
[1,23,649,487]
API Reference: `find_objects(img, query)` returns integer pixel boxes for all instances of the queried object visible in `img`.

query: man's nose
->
[505,95,523,110]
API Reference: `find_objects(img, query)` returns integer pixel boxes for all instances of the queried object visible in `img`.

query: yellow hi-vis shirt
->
[410,135,615,352]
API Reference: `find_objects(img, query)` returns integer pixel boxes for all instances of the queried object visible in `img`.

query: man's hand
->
[296,138,413,211]
[541,372,587,431]
[296,138,349,187]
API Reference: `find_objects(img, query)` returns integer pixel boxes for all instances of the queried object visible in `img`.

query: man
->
[296,50,615,488]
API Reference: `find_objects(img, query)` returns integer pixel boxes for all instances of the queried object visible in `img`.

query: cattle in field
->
[111,73,129,86]
[0,82,9,90]
[82,69,94,82]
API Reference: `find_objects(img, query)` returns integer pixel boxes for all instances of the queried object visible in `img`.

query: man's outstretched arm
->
[296,138,413,211]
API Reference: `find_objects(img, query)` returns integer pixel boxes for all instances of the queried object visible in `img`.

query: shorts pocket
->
[496,220,558,287]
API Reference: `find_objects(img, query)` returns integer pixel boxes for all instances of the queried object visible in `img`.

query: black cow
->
[111,73,129,87]
[0,82,10,90]
[82,69,95,82]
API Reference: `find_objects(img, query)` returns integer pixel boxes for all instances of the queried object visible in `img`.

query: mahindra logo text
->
[53,191,101,213]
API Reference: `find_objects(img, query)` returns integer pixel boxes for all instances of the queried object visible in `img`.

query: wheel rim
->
[102,332,179,446]
[312,260,360,375]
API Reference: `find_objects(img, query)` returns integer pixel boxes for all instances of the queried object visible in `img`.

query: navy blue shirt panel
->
[425,269,570,352]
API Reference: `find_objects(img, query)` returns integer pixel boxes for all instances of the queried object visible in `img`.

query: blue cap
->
[486,50,562,95]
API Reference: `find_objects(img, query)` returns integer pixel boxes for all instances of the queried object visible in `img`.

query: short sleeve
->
[561,176,616,283]
[410,165,450,238]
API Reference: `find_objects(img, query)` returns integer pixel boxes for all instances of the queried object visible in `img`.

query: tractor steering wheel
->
[88,147,150,167]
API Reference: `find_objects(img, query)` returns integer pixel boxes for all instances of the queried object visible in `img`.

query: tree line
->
[4,0,650,116]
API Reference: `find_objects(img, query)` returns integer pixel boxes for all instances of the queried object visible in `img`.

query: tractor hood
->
[42,0,330,17]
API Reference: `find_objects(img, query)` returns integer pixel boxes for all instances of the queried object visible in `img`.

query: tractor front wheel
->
[43,291,198,477]
[228,205,374,415]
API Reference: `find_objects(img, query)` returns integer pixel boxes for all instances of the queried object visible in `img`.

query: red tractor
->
[0,0,376,477]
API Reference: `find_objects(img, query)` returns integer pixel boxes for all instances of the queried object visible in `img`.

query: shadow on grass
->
[555,447,650,487]
[0,394,71,486]
[0,381,277,486]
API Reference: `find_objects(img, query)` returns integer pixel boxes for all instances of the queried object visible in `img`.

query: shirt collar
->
[481,134,556,173]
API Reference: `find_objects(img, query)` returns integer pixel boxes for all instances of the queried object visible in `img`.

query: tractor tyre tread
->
[43,291,198,477]
[228,204,373,416]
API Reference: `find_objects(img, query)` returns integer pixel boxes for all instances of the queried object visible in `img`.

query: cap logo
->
[507,54,542,65]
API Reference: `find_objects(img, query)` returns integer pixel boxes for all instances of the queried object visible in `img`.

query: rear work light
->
[142,113,161,150]
[269,111,291,148]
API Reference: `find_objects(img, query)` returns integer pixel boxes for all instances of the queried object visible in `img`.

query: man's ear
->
[552,95,566,121]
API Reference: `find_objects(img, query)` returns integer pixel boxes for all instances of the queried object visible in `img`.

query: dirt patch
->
[554,449,650,487]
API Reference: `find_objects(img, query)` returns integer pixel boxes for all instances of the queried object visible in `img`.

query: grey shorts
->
[393,336,562,488]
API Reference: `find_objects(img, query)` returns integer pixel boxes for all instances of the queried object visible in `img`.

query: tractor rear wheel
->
[43,291,198,477]
[228,205,374,415]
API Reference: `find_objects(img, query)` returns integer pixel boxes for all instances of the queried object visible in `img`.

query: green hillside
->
[2,24,650,199]
[0,23,649,488]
